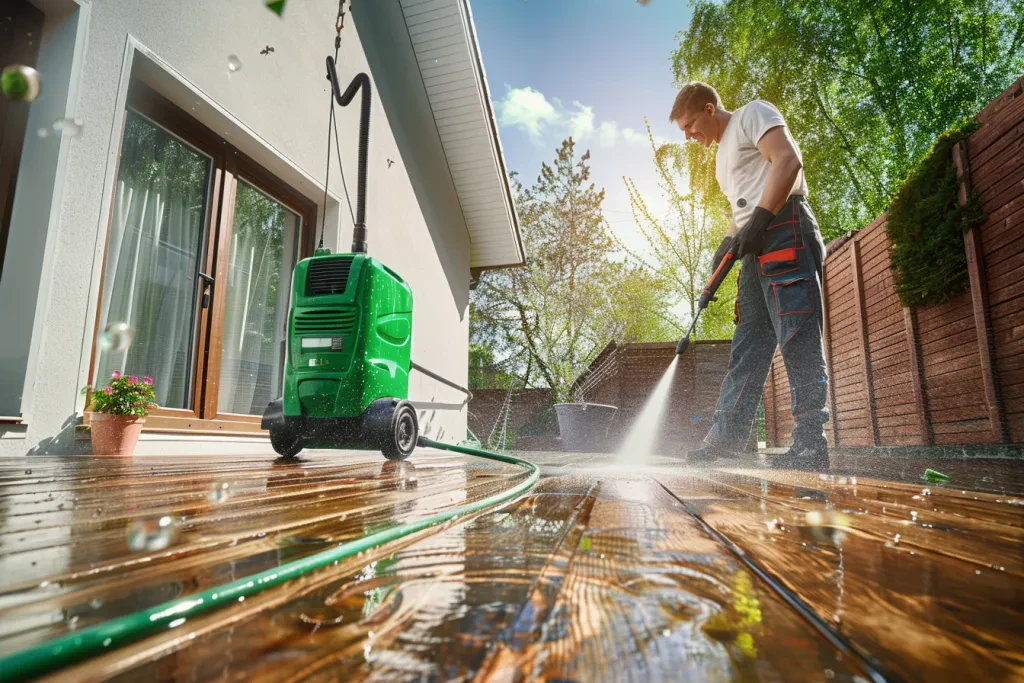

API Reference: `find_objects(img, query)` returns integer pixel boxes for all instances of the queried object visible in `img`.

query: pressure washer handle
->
[698,248,737,310]
[675,247,738,355]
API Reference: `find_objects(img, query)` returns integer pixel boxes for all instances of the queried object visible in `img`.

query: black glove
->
[711,236,734,271]
[735,207,776,258]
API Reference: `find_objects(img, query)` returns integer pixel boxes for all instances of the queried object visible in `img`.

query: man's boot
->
[687,440,742,465]
[769,437,829,471]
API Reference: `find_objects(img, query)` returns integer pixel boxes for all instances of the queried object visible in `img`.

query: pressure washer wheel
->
[269,423,303,459]
[381,401,418,461]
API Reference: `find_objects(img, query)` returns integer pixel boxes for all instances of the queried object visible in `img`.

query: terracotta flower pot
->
[89,413,145,456]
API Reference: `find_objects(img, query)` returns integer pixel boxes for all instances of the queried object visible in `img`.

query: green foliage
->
[468,342,515,390]
[615,120,736,340]
[886,119,985,307]
[673,0,1024,241]
[82,372,158,417]
[471,138,677,401]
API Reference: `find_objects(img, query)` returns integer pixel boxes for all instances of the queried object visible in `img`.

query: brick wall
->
[765,75,1024,448]
[468,388,554,443]
[573,341,733,455]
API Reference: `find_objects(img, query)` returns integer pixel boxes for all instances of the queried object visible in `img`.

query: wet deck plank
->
[0,450,1022,682]
[657,467,1024,682]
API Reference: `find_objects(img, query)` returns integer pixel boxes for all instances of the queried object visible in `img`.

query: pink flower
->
[103,386,113,394]
[111,371,121,380]
[128,376,138,384]
[143,376,153,385]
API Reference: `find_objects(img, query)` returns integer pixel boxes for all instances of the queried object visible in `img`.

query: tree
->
[471,138,675,401]
[468,342,514,390]
[613,119,737,340]
[673,0,1024,241]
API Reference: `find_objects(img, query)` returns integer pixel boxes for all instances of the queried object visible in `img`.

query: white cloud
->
[495,86,561,143]
[568,102,595,141]
[599,120,618,148]
[622,126,673,149]
[496,85,633,149]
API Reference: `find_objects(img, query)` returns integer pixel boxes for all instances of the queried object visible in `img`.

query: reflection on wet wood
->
[0,452,530,656]
[660,466,1024,682]
[2,451,1022,682]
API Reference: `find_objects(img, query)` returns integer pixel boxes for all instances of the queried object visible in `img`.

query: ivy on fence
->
[886,118,986,308]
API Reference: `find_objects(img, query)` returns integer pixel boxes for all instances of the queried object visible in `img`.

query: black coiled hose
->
[326,57,370,253]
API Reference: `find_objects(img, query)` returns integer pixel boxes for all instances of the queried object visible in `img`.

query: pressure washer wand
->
[675,247,738,355]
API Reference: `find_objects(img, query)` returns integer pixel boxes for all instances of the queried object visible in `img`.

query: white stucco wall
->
[1,0,471,456]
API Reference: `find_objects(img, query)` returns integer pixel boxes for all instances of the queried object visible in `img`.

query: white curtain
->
[217,182,298,415]
[95,177,203,409]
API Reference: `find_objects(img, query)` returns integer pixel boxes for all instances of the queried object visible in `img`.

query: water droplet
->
[52,118,82,137]
[238,596,245,602]
[24,469,31,474]
[90,598,103,609]
[97,322,133,352]
[912,495,922,500]
[102,638,112,647]
[765,518,779,531]
[1,64,41,102]
[68,616,79,630]
[893,533,900,545]
[824,670,835,679]
[922,488,931,496]
[911,511,918,521]
[227,55,242,73]
[975,569,981,575]
[39,580,50,588]
[127,515,178,552]
[662,628,671,637]
[207,482,231,504]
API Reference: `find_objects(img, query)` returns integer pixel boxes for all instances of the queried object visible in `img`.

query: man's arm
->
[755,125,803,215]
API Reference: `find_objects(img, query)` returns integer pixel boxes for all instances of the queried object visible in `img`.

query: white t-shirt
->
[715,99,808,227]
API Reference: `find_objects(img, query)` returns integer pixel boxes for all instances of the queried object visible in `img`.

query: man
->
[669,82,829,467]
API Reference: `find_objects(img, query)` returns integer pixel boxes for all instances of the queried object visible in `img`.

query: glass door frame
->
[86,81,317,435]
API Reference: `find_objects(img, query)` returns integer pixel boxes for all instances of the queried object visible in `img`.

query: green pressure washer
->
[261,58,468,461]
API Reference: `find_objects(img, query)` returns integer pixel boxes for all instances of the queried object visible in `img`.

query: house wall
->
[764,76,1024,449]
[1,0,472,455]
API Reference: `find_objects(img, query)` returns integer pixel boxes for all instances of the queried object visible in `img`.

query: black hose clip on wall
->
[326,57,370,254]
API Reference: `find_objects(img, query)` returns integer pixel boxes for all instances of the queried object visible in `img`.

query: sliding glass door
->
[217,181,301,417]
[95,110,211,410]
[91,83,315,432]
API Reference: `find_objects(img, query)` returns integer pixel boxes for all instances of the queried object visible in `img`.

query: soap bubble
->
[1,64,40,102]
[52,118,82,137]
[127,515,178,552]
[227,55,242,73]
[98,322,133,352]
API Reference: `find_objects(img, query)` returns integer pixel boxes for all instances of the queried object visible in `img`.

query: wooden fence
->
[765,75,1024,448]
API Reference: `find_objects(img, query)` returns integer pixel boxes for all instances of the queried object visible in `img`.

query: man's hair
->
[669,81,724,122]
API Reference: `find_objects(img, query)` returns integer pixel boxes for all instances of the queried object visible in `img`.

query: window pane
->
[218,181,300,416]
[95,110,211,409]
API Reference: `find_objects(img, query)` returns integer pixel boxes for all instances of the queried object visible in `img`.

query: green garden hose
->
[0,439,538,682]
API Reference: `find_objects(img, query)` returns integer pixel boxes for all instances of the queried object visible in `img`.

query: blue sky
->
[470,0,695,253]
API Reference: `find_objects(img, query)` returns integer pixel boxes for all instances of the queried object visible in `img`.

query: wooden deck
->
[1,449,1022,681]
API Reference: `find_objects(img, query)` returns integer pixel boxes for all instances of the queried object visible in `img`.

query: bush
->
[83,372,158,417]
[886,119,986,308]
